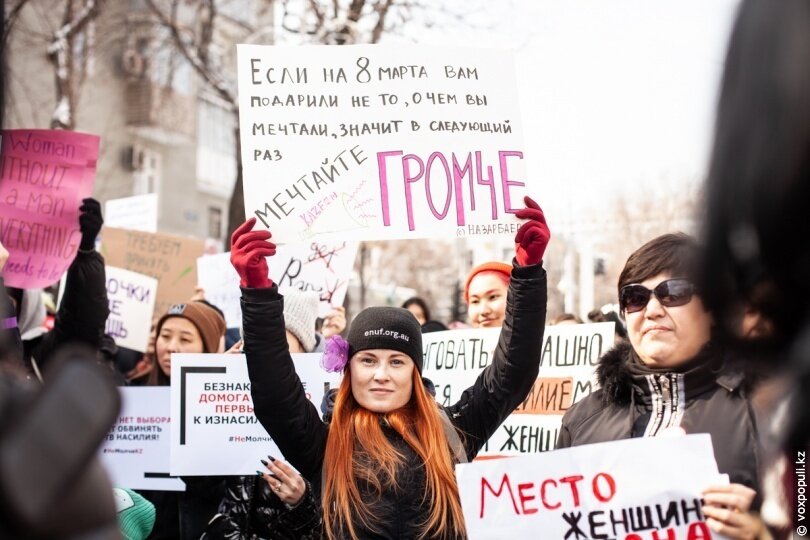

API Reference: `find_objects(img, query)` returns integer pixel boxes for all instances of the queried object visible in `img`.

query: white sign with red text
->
[170,353,340,475]
[100,387,185,491]
[456,434,728,540]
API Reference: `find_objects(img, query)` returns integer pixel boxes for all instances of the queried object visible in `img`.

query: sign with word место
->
[237,44,531,243]
[422,323,613,456]
[456,434,727,540]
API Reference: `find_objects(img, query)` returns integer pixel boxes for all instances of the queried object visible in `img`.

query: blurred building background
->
[4,0,720,324]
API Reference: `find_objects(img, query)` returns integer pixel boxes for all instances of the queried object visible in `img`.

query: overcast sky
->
[403,0,741,231]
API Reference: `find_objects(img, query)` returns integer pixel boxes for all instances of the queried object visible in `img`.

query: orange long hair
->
[322,368,467,539]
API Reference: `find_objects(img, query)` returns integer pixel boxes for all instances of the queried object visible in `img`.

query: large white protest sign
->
[197,241,358,327]
[456,434,727,540]
[100,387,185,491]
[237,44,530,243]
[104,193,158,232]
[422,323,613,455]
[104,266,158,352]
[170,353,341,475]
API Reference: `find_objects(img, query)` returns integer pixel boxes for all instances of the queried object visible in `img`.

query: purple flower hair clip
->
[321,335,350,373]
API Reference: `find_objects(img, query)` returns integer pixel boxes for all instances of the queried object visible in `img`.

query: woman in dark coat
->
[231,196,550,539]
[557,233,766,540]
[139,301,228,540]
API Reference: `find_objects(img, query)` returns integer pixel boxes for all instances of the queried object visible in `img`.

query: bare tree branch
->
[143,0,236,108]
[47,0,101,129]
[371,0,394,44]
[308,0,325,27]
[2,0,30,47]
[198,0,216,67]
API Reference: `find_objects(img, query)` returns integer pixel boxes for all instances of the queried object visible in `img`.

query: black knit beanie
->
[347,307,424,372]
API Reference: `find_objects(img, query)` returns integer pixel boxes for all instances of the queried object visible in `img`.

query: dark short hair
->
[401,297,430,322]
[618,233,702,295]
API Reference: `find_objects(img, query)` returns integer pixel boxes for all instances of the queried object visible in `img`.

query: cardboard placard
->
[100,227,205,317]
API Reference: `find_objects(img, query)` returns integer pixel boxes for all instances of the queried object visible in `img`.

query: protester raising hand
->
[78,197,104,251]
[230,218,276,289]
[514,196,551,266]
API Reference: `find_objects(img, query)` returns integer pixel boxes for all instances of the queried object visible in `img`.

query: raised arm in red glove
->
[230,217,276,289]
[514,196,551,266]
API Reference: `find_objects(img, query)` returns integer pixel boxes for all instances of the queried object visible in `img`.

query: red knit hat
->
[463,261,512,303]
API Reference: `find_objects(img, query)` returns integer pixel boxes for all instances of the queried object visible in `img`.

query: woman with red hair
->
[230,197,550,539]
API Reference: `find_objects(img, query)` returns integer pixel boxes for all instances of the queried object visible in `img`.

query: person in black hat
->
[230,195,550,540]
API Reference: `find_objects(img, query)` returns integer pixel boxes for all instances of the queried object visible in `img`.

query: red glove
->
[514,196,550,266]
[230,218,276,288]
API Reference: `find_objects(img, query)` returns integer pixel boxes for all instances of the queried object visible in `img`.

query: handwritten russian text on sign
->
[101,227,205,317]
[422,323,612,455]
[0,129,99,288]
[105,267,158,352]
[170,353,340,475]
[100,387,185,491]
[456,434,727,540]
[237,45,530,243]
[104,193,158,232]
[197,241,358,327]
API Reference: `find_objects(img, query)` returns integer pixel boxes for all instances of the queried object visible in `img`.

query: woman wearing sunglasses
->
[557,233,766,540]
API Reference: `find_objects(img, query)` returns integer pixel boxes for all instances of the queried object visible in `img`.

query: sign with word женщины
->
[456,434,726,540]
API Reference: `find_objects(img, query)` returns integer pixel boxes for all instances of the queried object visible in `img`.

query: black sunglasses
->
[619,278,697,314]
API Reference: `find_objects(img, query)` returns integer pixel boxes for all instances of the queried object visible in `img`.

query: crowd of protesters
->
[1,0,809,538]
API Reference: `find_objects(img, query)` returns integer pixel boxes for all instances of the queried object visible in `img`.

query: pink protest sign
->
[0,129,100,288]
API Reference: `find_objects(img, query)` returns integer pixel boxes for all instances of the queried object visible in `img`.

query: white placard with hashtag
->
[170,353,340,475]
[100,387,185,491]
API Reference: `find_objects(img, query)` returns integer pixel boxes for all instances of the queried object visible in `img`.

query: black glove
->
[79,198,103,251]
